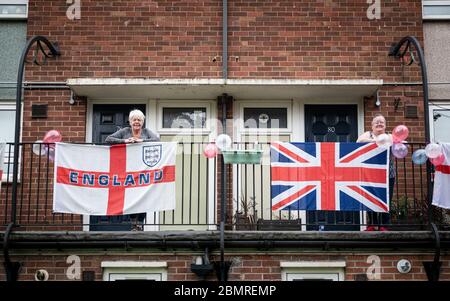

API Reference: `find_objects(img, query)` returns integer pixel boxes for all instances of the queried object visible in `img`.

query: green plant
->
[234,194,258,229]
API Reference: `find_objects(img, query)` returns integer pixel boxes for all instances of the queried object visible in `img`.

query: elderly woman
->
[106,109,159,144]
[105,109,159,231]
[357,114,394,231]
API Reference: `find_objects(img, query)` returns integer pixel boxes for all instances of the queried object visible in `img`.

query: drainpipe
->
[219,93,228,281]
[223,0,228,80]
[215,0,231,282]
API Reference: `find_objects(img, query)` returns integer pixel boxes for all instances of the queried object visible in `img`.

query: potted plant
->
[256,211,302,231]
[234,195,257,230]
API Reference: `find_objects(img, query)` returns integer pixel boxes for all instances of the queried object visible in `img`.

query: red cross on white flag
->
[432,143,450,209]
[53,142,177,215]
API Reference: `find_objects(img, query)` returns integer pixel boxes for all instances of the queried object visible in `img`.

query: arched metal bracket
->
[10,37,60,224]
[3,223,21,282]
[423,223,442,281]
[388,36,433,226]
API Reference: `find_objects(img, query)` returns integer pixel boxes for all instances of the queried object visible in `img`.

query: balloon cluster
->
[405,134,446,166]
[390,125,409,159]
[32,130,62,162]
[203,134,232,159]
[374,125,410,158]
[412,142,445,166]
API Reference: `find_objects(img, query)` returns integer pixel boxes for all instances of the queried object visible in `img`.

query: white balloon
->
[375,134,392,149]
[32,140,47,156]
[425,143,442,159]
[216,134,232,151]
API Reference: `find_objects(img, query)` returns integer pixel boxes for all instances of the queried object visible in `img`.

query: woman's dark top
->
[105,127,160,144]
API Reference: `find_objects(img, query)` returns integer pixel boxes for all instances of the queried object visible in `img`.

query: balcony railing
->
[1,142,448,231]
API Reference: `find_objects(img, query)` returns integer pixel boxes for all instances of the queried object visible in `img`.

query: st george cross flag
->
[271,142,389,212]
[432,143,450,209]
[53,142,177,215]
[0,143,5,192]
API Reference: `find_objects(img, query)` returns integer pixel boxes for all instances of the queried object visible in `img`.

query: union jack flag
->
[270,142,389,212]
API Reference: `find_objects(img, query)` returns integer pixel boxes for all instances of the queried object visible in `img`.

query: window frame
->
[102,261,168,281]
[0,102,21,183]
[157,100,214,135]
[430,102,450,143]
[236,100,293,136]
[280,261,346,281]
[0,0,28,20]
[422,1,450,20]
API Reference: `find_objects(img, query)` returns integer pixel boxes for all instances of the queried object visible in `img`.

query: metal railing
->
[1,142,448,231]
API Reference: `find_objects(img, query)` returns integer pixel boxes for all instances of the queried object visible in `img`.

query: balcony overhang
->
[67,78,383,101]
[2,231,449,250]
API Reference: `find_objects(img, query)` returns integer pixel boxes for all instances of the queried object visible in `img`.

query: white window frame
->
[1,102,22,183]
[235,100,293,137]
[422,1,450,20]
[0,0,28,20]
[156,100,215,135]
[429,101,450,143]
[102,261,168,281]
[281,261,346,281]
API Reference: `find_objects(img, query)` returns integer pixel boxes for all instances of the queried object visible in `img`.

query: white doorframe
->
[155,99,218,230]
[84,98,148,231]
[233,100,294,228]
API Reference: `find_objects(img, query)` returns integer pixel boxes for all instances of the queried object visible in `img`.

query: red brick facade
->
[1,0,444,282]
[26,0,422,81]
[1,252,448,281]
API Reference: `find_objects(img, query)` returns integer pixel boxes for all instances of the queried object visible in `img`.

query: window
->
[0,0,28,20]
[0,104,16,181]
[431,104,450,143]
[281,261,346,281]
[163,107,206,129]
[237,101,292,136]
[243,108,288,129]
[102,261,168,281]
[423,1,450,20]
[157,101,213,135]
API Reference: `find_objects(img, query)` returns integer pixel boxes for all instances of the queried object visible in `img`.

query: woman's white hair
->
[129,109,145,122]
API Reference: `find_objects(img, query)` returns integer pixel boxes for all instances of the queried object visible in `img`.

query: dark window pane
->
[243,108,287,128]
[101,114,114,124]
[163,108,206,128]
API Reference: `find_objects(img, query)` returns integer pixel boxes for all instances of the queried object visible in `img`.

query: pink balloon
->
[430,153,445,166]
[392,125,409,143]
[203,143,218,159]
[43,130,62,143]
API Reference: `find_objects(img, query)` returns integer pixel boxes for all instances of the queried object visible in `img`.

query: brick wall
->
[0,252,448,281]
[25,0,423,82]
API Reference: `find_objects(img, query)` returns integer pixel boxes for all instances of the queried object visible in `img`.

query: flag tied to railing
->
[270,142,389,212]
[53,142,177,215]
[432,143,450,209]
[0,143,5,193]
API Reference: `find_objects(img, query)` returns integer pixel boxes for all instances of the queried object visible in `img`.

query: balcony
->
[1,142,449,232]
